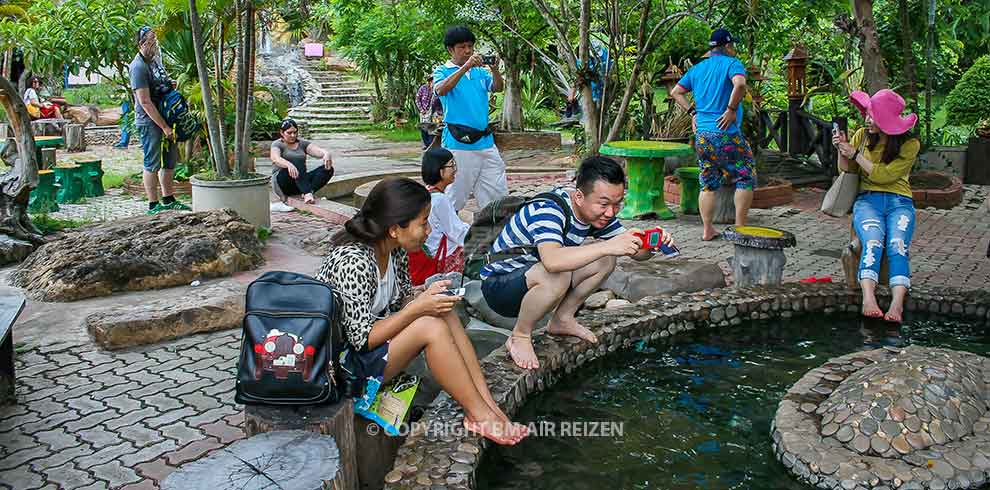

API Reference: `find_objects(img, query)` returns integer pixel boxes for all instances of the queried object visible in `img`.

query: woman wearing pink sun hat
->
[831,88,920,324]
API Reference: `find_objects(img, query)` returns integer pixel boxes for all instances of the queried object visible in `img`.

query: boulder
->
[85,280,245,349]
[584,290,615,309]
[11,209,264,302]
[605,299,631,309]
[63,105,98,126]
[0,236,34,267]
[602,258,726,302]
[95,107,121,126]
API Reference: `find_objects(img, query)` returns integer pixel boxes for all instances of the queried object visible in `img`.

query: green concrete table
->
[0,135,62,168]
[599,140,694,220]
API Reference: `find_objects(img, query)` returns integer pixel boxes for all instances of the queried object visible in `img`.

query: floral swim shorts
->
[694,131,756,191]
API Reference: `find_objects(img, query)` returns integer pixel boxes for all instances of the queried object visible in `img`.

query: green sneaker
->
[147,203,167,215]
[162,200,191,211]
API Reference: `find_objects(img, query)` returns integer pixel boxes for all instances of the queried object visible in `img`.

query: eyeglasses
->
[442,161,457,169]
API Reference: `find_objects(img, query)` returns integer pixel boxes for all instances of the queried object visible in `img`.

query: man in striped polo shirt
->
[480,156,674,370]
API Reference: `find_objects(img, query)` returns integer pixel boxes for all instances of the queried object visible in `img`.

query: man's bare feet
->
[862,296,884,319]
[303,193,316,204]
[463,417,527,445]
[547,316,598,343]
[884,304,904,323]
[505,334,539,370]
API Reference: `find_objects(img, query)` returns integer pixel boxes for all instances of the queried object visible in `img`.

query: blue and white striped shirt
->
[479,188,625,279]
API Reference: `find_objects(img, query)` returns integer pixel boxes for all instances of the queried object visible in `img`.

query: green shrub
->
[101,172,126,189]
[30,214,90,235]
[63,84,123,108]
[945,55,990,127]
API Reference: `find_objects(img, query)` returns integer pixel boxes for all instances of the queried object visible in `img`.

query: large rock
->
[602,258,726,302]
[11,209,264,302]
[0,236,35,267]
[95,107,121,126]
[85,280,245,349]
[63,105,99,126]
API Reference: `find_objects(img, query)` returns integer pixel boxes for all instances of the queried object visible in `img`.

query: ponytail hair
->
[331,177,431,246]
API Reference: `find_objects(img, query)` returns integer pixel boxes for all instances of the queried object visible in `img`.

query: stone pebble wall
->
[382,283,990,490]
[82,127,121,147]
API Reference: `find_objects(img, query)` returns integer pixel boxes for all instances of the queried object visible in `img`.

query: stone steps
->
[288,113,369,122]
[290,106,370,115]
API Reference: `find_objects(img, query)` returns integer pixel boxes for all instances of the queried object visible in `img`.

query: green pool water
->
[477,315,989,490]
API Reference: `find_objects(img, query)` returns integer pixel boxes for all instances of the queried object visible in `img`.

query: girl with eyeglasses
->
[407,148,469,285]
[269,118,334,211]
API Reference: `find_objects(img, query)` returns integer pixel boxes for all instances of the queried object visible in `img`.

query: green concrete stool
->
[599,140,694,220]
[28,169,59,213]
[54,164,85,204]
[76,160,105,197]
[674,166,701,215]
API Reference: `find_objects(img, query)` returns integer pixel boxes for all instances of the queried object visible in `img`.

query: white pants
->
[446,146,508,211]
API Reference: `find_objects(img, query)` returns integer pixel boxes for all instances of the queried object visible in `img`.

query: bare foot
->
[547,316,598,343]
[702,226,720,241]
[862,297,884,319]
[484,399,530,437]
[463,417,527,445]
[505,335,539,370]
[303,193,316,204]
[884,304,904,323]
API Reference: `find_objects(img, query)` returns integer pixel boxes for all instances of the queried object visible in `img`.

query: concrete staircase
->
[289,61,373,138]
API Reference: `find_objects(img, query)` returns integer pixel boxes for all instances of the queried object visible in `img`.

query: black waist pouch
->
[446,122,493,144]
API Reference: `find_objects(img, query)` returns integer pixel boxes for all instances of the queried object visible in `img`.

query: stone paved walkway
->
[4,134,989,489]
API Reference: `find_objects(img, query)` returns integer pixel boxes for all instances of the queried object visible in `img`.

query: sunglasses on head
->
[280,119,297,131]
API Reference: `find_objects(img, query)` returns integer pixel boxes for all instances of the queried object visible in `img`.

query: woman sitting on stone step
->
[269,118,333,212]
[833,89,919,323]
[316,177,528,446]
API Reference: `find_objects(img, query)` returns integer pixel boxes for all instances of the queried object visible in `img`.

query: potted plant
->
[187,0,271,228]
[944,55,990,184]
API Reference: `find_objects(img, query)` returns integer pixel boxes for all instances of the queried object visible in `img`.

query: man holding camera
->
[433,26,507,212]
[130,25,190,214]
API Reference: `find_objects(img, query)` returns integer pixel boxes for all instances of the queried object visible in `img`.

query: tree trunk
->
[0,75,45,265]
[236,0,256,177]
[851,0,889,94]
[500,45,524,131]
[234,0,246,176]
[577,0,601,153]
[1,50,10,80]
[189,0,229,177]
[898,0,917,109]
[216,22,227,146]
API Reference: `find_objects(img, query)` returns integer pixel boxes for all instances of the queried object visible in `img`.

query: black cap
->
[709,28,735,47]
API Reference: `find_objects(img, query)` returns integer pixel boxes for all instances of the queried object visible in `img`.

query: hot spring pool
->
[477,315,988,490]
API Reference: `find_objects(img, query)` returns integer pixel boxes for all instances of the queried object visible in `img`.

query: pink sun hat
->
[849,89,918,135]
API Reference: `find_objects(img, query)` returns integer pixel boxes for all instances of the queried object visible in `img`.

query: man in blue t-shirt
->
[433,26,508,212]
[671,28,755,241]
[479,156,674,370]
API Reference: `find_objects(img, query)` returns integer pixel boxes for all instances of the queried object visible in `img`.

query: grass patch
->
[361,125,423,143]
[256,226,273,243]
[30,214,91,235]
[102,172,127,190]
[63,84,122,109]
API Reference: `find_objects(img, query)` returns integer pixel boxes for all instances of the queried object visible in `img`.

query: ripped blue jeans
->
[852,191,916,288]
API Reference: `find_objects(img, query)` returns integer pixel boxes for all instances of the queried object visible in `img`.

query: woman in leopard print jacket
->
[316,177,527,445]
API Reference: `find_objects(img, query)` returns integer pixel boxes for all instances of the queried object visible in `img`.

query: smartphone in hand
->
[441,288,465,297]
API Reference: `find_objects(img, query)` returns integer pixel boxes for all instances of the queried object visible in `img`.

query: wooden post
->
[730,245,787,287]
[244,402,358,490]
[353,416,404,490]
[64,124,86,152]
[712,186,736,224]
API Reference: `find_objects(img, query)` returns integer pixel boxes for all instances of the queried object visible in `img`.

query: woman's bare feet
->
[547,316,598,343]
[463,416,527,445]
[505,334,539,370]
[862,295,884,319]
[884,304,904,323]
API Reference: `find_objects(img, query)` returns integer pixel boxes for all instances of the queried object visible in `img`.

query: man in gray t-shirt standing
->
[129,25,189,214]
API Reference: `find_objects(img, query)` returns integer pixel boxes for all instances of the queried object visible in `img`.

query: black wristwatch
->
[688,106,696,116]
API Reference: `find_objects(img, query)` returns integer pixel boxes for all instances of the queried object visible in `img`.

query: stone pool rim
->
[383,282,990,490]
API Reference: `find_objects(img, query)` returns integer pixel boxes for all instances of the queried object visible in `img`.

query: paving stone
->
[28,443,94,471]
[184,406,237,428]
[34,426,82,452]
[62,408,121,433]
[199,420,246,445]
[104,407,160,431]
[114,359,162,378]
[119,480,159,490]
[142,393,183,412]
[118,424,165,448]
[0,444,52,471]
[104,395,143,413]
[175,392,222,412]
[130,381,177,399]
[158,369,199,385]
[136,457,175,484]
[91,460,143,488]
[145,407,197,430]
[72,441,138,470]
[39,462,95,489]
[159,422,205,447]
[164,379,214,398]
[77,425,124,450]
[90,381,143,402]
[0,411,42,433]
[119,439,179,468]
[0,465,47,489]
[51,383,104,403]
[163,437,223,466]
[66,395,109,416]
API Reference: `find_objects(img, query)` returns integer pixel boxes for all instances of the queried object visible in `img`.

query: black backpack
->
[463,191,572,279]
[235,271,343,405]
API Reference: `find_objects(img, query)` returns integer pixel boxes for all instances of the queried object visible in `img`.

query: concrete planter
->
[910,171,964,209]
[191,174,271,228]
[665,175,794,210]
[918,145,967,177]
